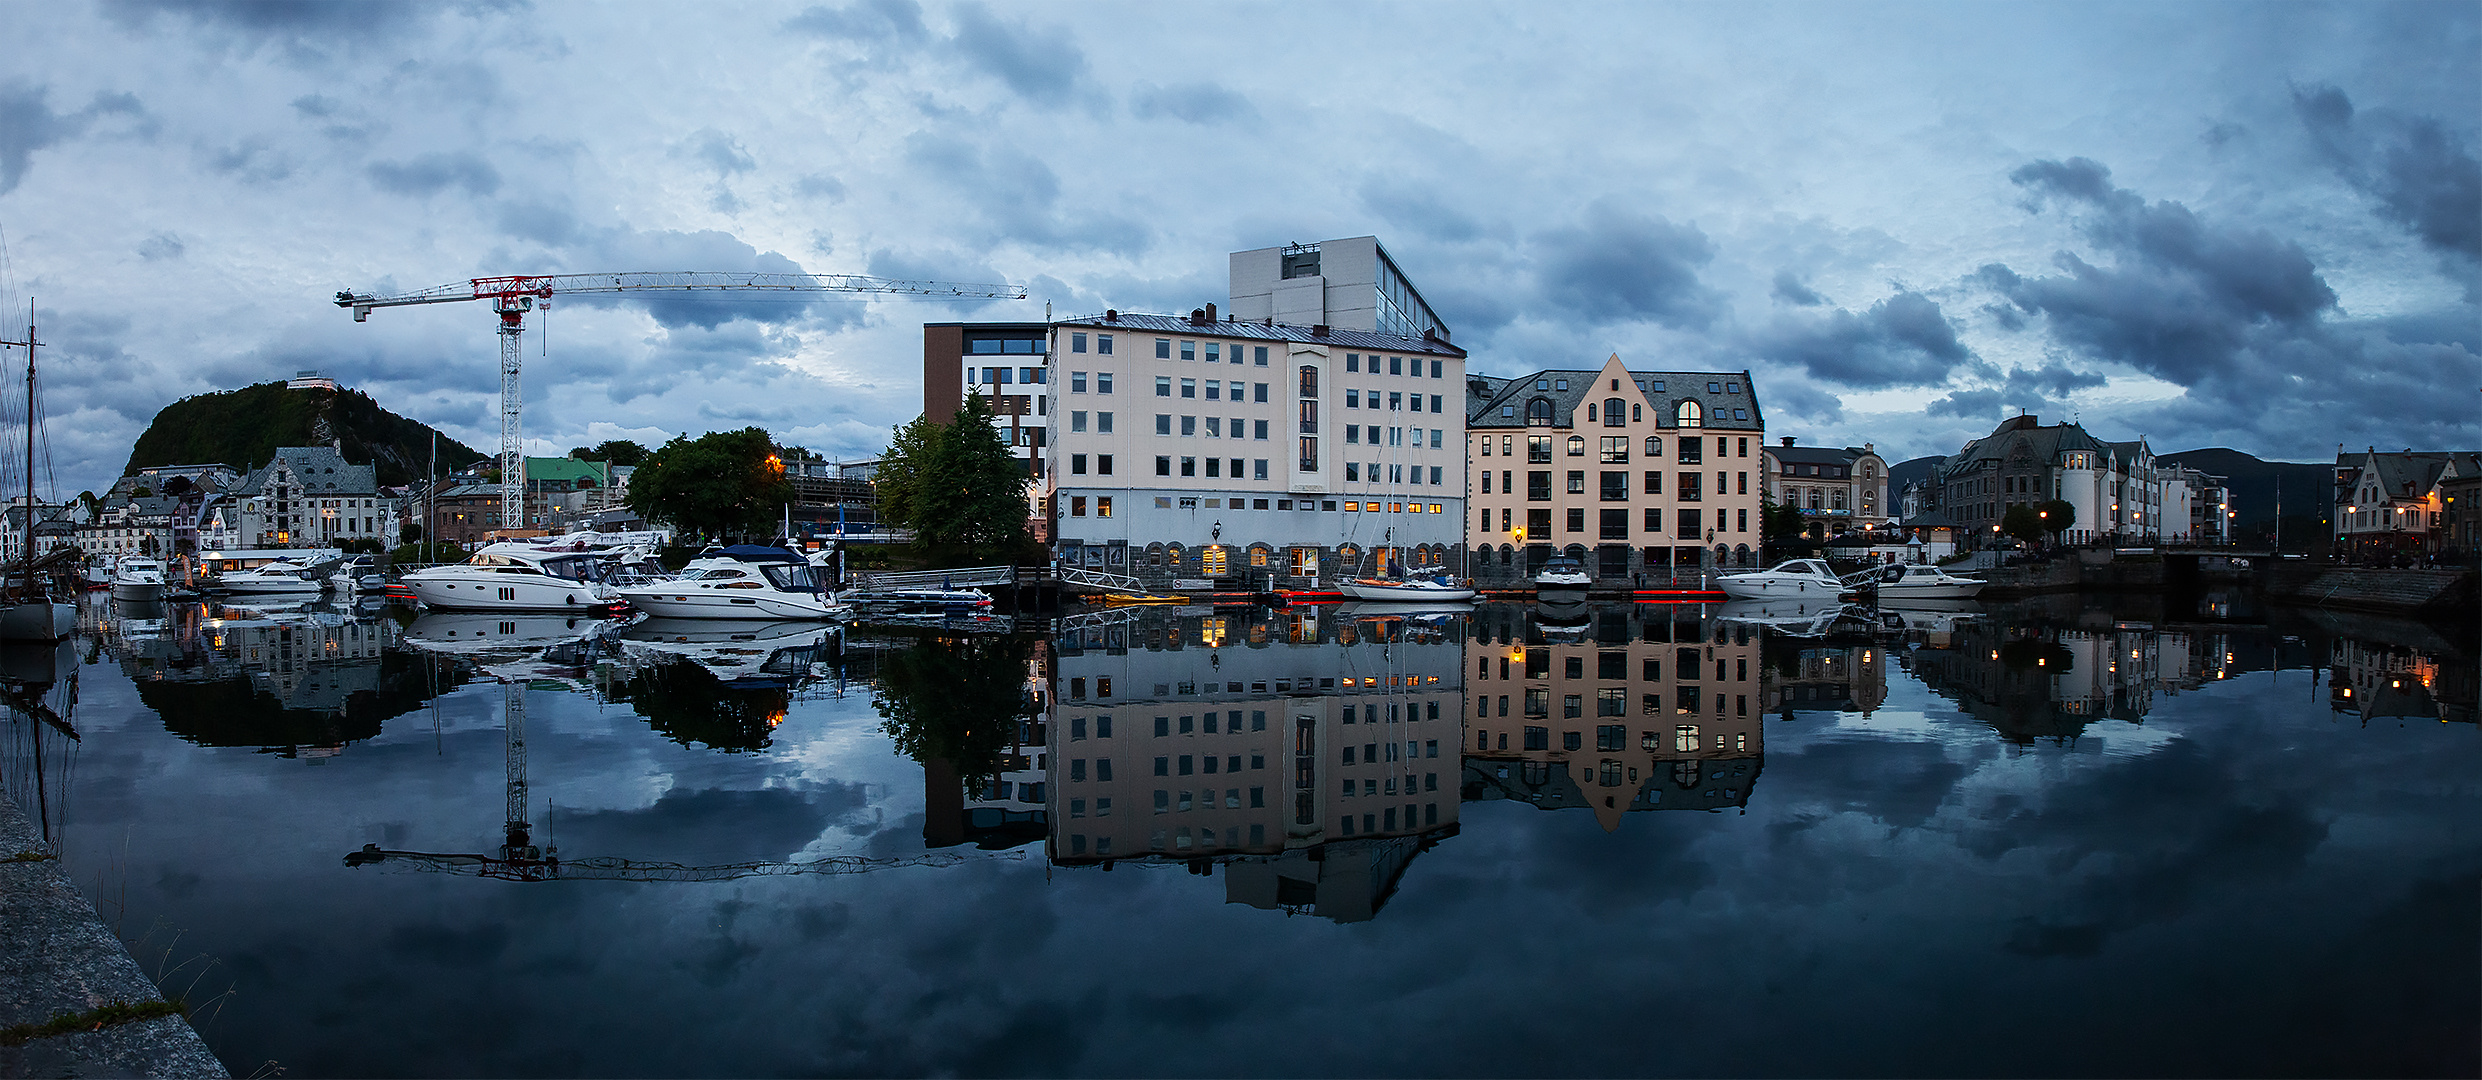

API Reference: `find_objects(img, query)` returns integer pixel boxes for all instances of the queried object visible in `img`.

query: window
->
[1071,411,1087,433]
[1205,342,1220,363]
[1181,416,1196,436]
[1567,507,1585,533]
[1180,457,1196,477]
[1156,376,1171,397]
[1181,341,1196,361]
[1299,438,1318,470]
[1528,435,1552,463]
[1181,378,1197,398]
[1071,453,1087,474]
[1676,400,1703,428]
[1098,454,1113,475]
[1676,508,1702,539]
[1601,437,1629,463]
[1254,346,1268,366]
[1254,419,1268,440]
[1567,470,1586,494]
[1070,371,1087,392]
[1644,470,1663,495]
[1156,414,1171,435]
[1098,412,1114,434]
[1679,437,1703,464]
[1299,401,1319,434]
[1096,373,1113,394]
[1601,471,1628,501]
[1528,471,1551,501]
[1600,508,1628,539]
[1097,496,1112,517]
[1679,472,1702,501]
[1254,383,1269,403]
[1603,398,1627,427]
[1526,398,1554,425]
[1155,338,1171,358]
[1098,335,1114,355]
[1155,456,1171,476]
[1298,366,1318,398]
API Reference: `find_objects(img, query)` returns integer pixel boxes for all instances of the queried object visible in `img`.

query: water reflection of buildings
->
[2329,636,2478,726]
[1904,614,2240,743]
[99,599,436,756]
[1462,605,1764,829]
[1047,607,1463,921]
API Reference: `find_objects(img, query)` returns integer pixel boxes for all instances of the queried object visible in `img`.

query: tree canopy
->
[569,439,650,466]
[875,393,1032,566]
[622,427,792,543]
[2035,499,2075,541]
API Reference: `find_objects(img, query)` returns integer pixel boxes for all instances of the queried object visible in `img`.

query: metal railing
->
[847,565,1017,592]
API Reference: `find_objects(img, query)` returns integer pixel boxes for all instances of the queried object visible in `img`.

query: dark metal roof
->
[1052,311,1466,358]
[1464,367,1761,432]
[1767,446,1874,466]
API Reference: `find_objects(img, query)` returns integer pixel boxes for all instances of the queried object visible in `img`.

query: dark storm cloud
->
[784,0,927,45]
[1130,82,1260,126]
[103,0,443,40]
[1357,179,1485,244]
[1928,388,2002,419]
[1534,200,1725,329]
[948,2,1089,107]
[1755,290,1973,388]
[1767,381,1845,423]
[900,133,1150,255]
[0,83,148,194]
[1991,157,2336,386]
[1771,270,1827,307]
[2293,84,2482,268]
[366,151,502,197]
[1977,156,2482,453]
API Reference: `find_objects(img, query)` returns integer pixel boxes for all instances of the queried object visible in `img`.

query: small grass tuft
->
[0,1000,186,1047]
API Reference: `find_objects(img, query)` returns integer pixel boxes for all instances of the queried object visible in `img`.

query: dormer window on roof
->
[1554,378,1569,391]
[1677,400,1703,428]
[1535,378,1549,390]
[1708,382,1722,394]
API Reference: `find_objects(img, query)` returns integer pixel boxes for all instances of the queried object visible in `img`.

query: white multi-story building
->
[1043,308,1468,585]
[1227,236,1453,341]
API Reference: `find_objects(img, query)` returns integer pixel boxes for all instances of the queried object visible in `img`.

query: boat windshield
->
[760,563,819,593]
[538,556,601,582]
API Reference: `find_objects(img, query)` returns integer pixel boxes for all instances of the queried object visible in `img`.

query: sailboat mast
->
[20,300,33,579]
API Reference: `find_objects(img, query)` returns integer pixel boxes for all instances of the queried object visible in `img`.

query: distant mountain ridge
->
[123,382,488,487]
[2158,448,2331,537]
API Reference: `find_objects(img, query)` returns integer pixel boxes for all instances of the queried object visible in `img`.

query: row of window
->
[1496,397,1751,427]
[1341,463,1447,486]
[1343,353,1446,378]
[1481,433,1752,463]
[1344,389,1445,412]
[1478,469,1751,499]
[1153,414,1270,439]
[1154,338,1271,365]
[1474,724,1749,753]
[1479,649,1752,683]
[1341,426,1447,449]
[1066,372,1113,393]
[1154,456,1270,480]
[1154,377,1268,401]
[1479,506,1751,539]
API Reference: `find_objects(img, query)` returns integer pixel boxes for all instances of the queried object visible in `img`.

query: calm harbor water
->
[4,593,2477,1078]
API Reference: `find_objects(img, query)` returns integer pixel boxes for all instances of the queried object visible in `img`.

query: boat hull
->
[0,601,76,642]
[1338,582,1476,602]
[220,579,323,595]
[404,571,611,611]
[1716,577,1845,600]
[1874,581,1986,600]
[617,587,841,621]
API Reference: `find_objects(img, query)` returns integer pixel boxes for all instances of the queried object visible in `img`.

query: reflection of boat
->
[1850,562,1986,599]
[218,559,326,595]
[1713,597,1866,637]
[1715,558,1850,600]
[402,612,613,655]
[327,555,383,595]
[1874,601,1982,634]
[111,598,170,637]
[841,587,992,617]
[1535,594,1591,637]
[403,543,624,611]
[1535,555,1590,593]
[110,557,168,601]
[620,619,839,684]
[620,547,844,620]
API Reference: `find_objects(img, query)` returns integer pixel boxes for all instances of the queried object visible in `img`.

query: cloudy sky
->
[1,0,2475,496]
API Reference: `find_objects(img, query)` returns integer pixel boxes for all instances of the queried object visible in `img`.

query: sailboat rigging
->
[0,298,75,641]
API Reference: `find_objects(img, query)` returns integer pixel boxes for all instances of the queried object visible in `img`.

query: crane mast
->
[337,271,1026,536]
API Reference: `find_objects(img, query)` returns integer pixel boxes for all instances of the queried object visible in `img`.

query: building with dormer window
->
[206,447,395,550]
[1463,355,1766,585]
[1761,439,1890,538]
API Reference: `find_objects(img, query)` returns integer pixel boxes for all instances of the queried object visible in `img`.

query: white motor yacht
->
[1715,558,1853,600]
[217,559,326,595]
[109,557,168,602]
[402,543,626,612]
[1534,555,1590,593]
[616,546,844,621]
[1338,573,1476,602]
[1851,562,1988,600]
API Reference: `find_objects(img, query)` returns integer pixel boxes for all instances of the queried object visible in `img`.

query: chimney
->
[1204,302,1217,322]
[1105,309,1119,321]
[1781,436,1796,447]
[1421,328,1436,342]
[1311,324,1330,337]
[1190,308,1207,325]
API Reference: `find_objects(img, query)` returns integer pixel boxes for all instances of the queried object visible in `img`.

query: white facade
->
[1228,237,1451,342]
[1045,313,1467,579]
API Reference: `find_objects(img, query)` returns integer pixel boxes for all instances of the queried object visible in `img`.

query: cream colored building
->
[1761,439,1891,538]
[1465,355,1765,585]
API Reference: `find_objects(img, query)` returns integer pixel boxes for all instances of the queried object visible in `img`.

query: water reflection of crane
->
[356,617,1004,883]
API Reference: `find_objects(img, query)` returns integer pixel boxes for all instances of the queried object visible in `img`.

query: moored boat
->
[1534,555,1590,593]
[109,557,168,602]
[402,543,626,611]
[216,559,326,595]
[1338,574,1476,602]
[616,546,844,621]
[1852,562,1987,600]
[1715,558,1852,600]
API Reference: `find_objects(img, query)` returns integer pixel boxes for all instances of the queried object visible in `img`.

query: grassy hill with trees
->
[124,381,487,486]
[2158,448,2332,551]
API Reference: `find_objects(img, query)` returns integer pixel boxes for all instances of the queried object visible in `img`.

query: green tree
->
[2002,503,2045,545]
[623,427,793,544]
[876,393,1031,566]
[570,439,650,466]
[2036,499,2075,543]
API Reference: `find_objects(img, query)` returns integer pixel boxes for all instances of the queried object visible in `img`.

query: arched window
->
[1145,542,1166,566]
[1644,436,1662,456]
[1676,400,1703,428]
[1734,543,1753,567]
[1566,436,1585,456]
[1525,397,1554,426]
[1603,398,1627,427]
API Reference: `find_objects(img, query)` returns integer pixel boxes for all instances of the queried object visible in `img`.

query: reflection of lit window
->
[1675,724,1701,752]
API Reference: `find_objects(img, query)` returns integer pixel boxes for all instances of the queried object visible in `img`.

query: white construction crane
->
[336,271,1027,533]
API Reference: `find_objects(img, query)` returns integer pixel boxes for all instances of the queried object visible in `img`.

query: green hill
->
[2158,447,2332,550]
[123,382,488,486]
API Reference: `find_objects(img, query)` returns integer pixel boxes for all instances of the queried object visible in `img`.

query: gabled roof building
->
[1464,355,1765,583]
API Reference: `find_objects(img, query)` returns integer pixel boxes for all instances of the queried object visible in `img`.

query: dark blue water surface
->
[4,594,2476,1078]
